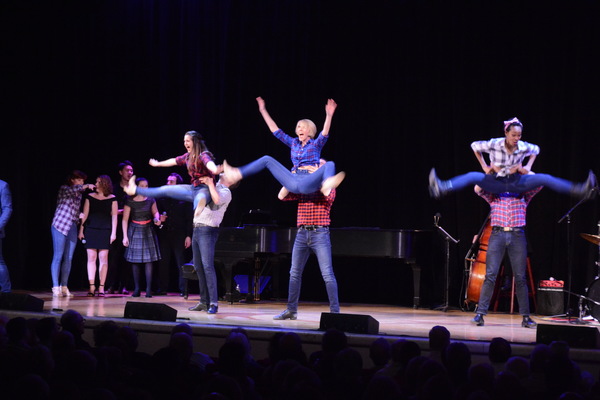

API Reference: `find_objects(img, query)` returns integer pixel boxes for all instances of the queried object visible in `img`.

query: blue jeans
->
[239,156,336,194]
[287,227,340,313]
[192,226,219,306]
[450,172,574,194]
[136,184,211,211]
[50,224,78,287]
[0,238,11,292]
[477,229,530,316]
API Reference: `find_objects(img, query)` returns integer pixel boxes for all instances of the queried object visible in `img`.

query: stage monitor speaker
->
[124,302,177,322]
[0,293,44,312]
[536,323,600,349]
[319,312,379,335]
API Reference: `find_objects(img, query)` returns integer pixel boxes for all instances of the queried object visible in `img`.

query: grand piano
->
[215,225,431,308]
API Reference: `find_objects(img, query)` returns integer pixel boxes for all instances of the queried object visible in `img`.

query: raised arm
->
[321,98,337,137]
[256,97,280,133]
[149,158,178,167]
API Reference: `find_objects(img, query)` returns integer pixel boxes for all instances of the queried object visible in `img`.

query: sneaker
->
[471,314,484,326]
[584,170,598,200]
[124,175,137,196]
[52,286,61,298]
[207,304,218,314]
[61,286,74,297]
[522,316,537,328]
[321,171,346,196]
[273,309,297,320]
[188,302,208,312]
[428,168,444,199]
[223,160,242,185]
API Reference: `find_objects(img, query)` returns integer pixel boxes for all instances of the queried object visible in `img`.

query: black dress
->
[84,195,117,250]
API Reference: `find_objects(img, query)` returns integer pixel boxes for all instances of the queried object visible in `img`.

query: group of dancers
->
[49,99,598,324]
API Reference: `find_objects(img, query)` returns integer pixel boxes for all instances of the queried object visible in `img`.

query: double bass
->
[463,215,492,309]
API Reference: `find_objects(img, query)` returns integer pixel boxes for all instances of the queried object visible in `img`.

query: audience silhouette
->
[0,314,599,400]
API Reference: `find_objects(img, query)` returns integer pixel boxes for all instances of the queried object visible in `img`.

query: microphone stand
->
[434,219,459,312]
[557,195,588,322]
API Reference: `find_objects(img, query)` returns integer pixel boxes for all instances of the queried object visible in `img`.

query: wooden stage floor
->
[6,289,599,343]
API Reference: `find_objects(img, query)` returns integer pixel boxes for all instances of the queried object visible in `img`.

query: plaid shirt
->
[478,186,542,227]
[272,129,328,172]
[176,151,215,186]
[195,184,232,227]
[52,184,86,236]
[282,189,335,227]
[471,138,540,177]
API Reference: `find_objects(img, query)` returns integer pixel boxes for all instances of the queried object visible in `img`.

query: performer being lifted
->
[429,117,597,199]
[223,97,345,196]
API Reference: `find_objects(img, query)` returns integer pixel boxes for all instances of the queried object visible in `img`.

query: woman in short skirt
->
[122,177,161,297]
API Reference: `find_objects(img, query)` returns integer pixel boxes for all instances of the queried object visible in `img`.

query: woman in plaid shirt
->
[50,170,95,297]
[429,118,596,199]
[223,97,345,197]
[125,130,220,223]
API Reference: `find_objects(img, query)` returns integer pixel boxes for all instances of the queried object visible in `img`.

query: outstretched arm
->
[321,98,337,137]
[149,158,178,167]
[256,97,280,133]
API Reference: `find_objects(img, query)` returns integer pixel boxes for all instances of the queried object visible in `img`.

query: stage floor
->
[15,289,598,345]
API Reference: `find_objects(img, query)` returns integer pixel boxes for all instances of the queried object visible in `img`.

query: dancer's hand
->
[149,158,159,167]
[256,96,266,111]
[325,98,337,116]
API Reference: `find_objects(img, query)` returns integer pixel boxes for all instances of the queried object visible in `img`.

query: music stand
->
[434,215,459,312]
[557,195,589,322]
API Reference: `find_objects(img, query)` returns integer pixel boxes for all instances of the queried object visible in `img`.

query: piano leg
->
[407,260,421,309]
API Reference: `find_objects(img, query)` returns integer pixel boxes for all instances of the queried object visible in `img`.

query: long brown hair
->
[185,130,214,166]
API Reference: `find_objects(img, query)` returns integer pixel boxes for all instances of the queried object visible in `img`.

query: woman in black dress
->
[79,175,118,296]
[122,177,162,297]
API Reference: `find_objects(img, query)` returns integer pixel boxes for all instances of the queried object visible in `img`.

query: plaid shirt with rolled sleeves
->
[471,138,540,177]
[272,129,328,172]
[282,189,335,227]
[175,151,215,186]
[478,186,542,228]
[51,184,86,236]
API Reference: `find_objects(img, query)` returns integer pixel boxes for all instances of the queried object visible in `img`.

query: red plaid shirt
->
[478,186,542,227]
[282,189,335,227]
[175,151,215,186]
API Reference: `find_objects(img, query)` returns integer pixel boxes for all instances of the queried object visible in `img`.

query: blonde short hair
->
[297,119,317,138]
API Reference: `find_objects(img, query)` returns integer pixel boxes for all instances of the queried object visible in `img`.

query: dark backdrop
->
[2,1,600,309]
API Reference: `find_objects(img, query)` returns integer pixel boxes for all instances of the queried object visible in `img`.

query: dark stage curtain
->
[2,1,599,307]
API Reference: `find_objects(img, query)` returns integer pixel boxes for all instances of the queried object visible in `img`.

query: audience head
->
[369,337,391,367]
[60,310,86,336]
[428,325,450,352]
[488,337,512,364]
